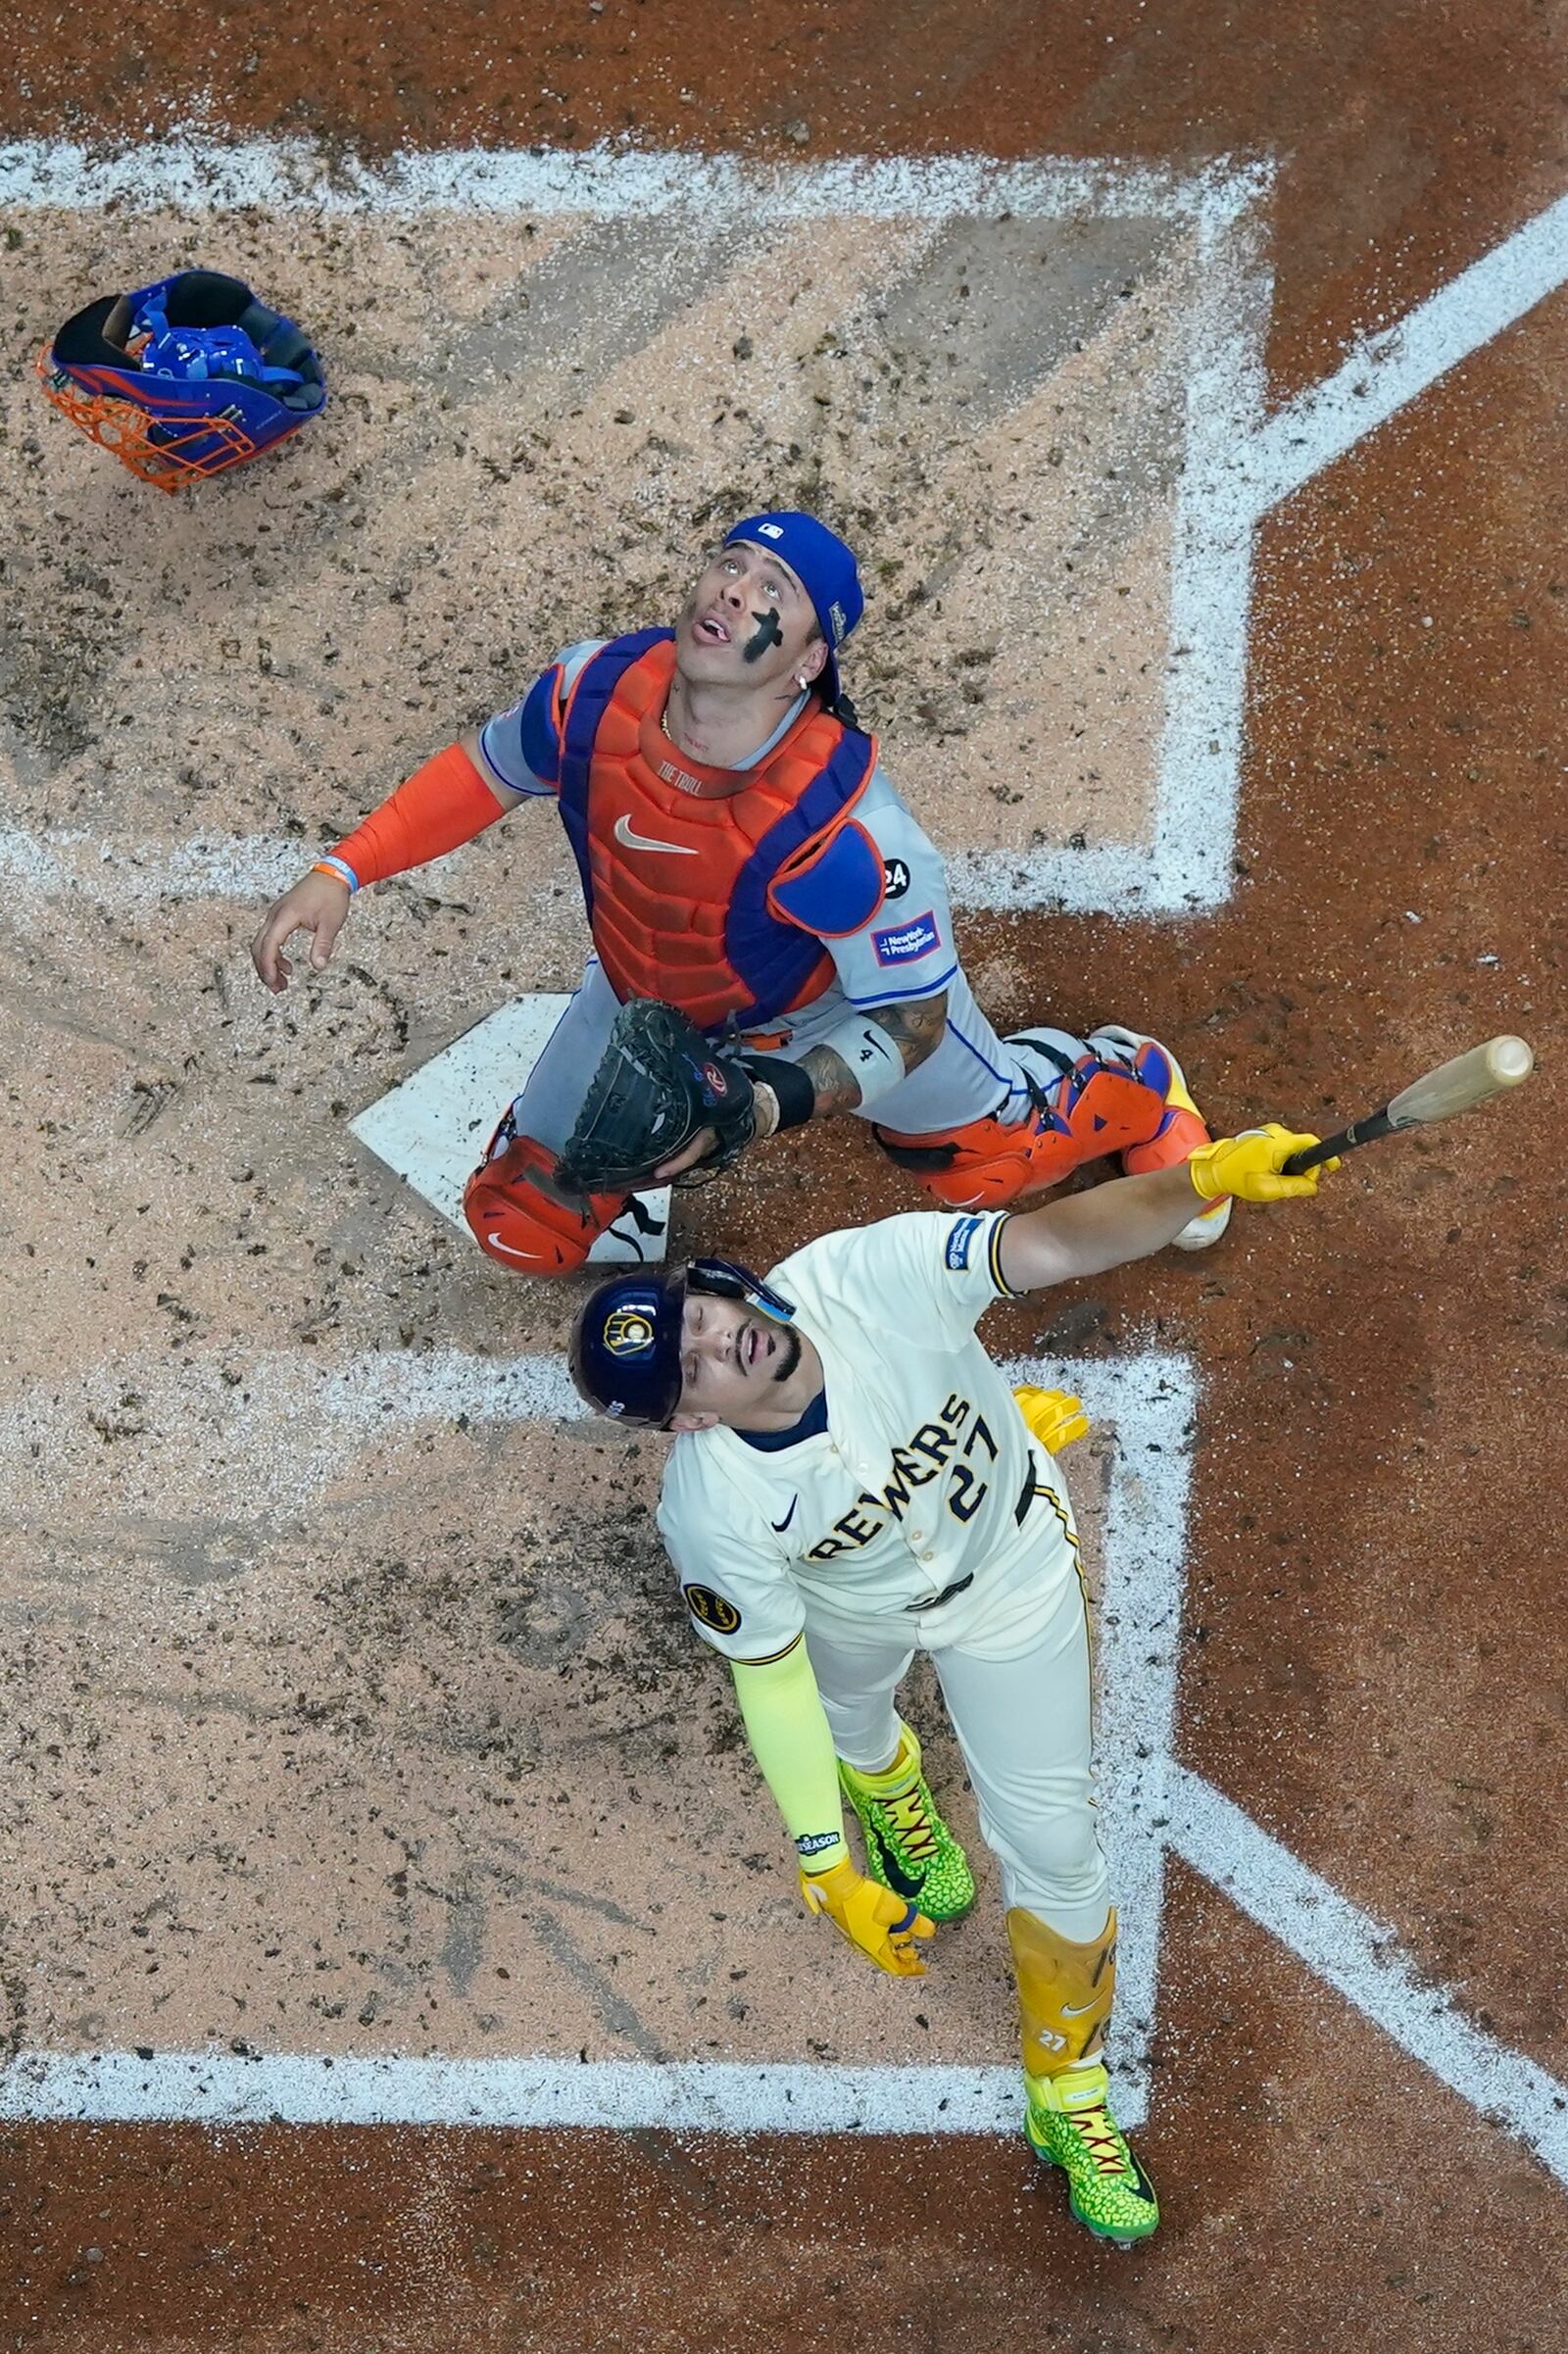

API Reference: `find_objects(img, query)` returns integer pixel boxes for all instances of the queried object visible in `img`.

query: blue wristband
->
[312,855,360,894]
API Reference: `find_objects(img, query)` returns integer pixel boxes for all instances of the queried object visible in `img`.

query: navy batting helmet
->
[38,269,325,491]
[569,1256,795,1427]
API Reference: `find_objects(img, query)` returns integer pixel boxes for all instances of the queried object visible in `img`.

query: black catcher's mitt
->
[554,1000,758,1195]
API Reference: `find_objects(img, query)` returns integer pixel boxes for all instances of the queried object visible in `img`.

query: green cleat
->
[837,1722,976,1923]
[1024,2063,1160,2246]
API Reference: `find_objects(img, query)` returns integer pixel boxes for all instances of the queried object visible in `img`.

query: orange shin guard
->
[463,1132,628,1275]
[876,1054,1167,1209]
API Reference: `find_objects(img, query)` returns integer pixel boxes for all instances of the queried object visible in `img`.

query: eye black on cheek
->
[742,608,785,662]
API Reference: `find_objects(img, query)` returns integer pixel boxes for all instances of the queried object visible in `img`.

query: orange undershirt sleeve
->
[313,740,510,892]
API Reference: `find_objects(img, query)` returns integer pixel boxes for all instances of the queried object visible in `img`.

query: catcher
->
[567,1126,1341,2241]
[251,512,1230,1270]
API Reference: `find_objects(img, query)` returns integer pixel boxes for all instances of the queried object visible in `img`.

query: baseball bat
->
[1281,1034,1535,1175]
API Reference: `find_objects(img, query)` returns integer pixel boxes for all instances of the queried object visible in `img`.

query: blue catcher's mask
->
[39,268,326,490]
[569,1257,795,1428]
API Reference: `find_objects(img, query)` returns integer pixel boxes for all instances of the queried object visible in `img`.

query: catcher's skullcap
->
[725,512,863,708]
[570,1256,794,1427]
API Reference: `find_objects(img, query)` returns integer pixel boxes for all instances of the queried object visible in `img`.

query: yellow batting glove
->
[1187,1123,1343,1204]
[799,1859,935,1977]
[1012,1386,1089,1453]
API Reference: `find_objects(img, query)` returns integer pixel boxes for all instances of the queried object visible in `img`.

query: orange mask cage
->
[36,346,261,493]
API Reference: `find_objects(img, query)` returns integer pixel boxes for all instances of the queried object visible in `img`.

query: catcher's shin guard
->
[463,1127,629,1275]
[1091,1025,1232,1250]
[875,1046,1169,1209]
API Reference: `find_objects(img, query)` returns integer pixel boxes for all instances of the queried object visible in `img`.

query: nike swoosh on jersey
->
[613,814,699,856]
[770,1497,799,1532]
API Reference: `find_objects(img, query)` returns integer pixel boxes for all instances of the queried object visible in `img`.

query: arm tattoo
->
[797,991,950,1119]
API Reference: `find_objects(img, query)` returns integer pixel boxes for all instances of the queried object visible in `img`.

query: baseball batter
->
[251,511,1231,1271]
[568,1126,1340,2244]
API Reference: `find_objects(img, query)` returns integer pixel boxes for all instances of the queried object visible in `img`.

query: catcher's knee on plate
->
[463,1126,628,1275]
[875,1048,1169,1209]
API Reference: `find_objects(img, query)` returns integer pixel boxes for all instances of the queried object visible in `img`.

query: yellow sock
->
[841,1724,920,1797]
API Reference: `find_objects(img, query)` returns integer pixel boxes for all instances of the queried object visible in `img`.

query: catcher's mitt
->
[554,1000,758,1194]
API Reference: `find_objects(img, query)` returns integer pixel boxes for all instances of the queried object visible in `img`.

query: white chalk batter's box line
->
[0,141,1269,222]
[3,1346,1564,2187]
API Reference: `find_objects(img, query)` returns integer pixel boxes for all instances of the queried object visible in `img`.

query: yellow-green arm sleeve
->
[729,1638,850,1876]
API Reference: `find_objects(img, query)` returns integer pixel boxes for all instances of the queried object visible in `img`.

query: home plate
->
[349,994,670,1265]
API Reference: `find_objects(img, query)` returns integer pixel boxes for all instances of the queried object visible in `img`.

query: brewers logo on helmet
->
[605,1306,658,1358]
[568,1257,795,1427]
[38,269,326,491]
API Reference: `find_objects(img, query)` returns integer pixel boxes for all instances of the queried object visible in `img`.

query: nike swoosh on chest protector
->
[613,814,699,856]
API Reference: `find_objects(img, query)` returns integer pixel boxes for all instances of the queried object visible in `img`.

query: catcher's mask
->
[569,1256,795,1428]
[38,270,326,491]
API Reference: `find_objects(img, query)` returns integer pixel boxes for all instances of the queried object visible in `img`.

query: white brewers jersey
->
[657,1210,1083,1667]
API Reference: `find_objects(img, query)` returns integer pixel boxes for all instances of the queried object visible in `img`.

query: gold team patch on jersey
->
[682,1583,742,1635]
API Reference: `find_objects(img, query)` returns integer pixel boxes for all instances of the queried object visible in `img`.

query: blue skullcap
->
[724,512,864,651]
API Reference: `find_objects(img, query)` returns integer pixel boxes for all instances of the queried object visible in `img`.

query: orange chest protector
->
[553,631,880,1034]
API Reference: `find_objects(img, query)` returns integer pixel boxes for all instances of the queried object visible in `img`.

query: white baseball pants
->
[801,1565,1111,1943]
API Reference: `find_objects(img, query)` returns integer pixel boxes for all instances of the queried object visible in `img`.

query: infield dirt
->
[2,5,1566,2351]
